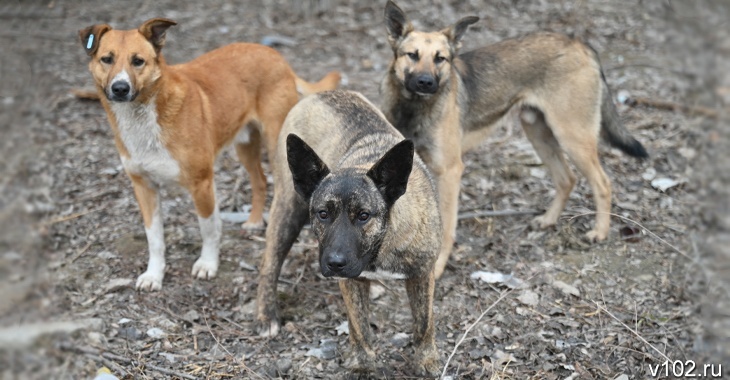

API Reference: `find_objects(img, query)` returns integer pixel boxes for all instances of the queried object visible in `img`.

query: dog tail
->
[599,73,648,158]
[295,71,342,97]
[71,88,101,100]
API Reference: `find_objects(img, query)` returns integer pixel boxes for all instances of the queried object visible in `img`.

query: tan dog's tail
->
[295,71,341,97]
[599,79,649,158]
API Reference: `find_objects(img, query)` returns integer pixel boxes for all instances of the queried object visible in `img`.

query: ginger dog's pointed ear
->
[138,18,177,53]
[442,16,479,50]
[78,24,111,56]
[384,1,413,48]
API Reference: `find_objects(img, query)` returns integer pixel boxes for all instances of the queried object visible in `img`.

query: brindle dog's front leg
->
[405,272,440,377]
[339,278,377,373]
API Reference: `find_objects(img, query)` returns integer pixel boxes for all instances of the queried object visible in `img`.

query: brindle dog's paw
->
[412,347,441,378]
[343,347,377,374]
[255,317,281,337]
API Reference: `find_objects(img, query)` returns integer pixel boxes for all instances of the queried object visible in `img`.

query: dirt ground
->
[1,0,728,379]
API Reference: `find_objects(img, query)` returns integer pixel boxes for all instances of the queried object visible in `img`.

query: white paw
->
[241,219,266,231]
[136,271,163,291]
[192,257,219,280]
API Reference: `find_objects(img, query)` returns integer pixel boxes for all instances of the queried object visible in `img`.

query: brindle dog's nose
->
[111,81,131,98]
[326,253,347,272]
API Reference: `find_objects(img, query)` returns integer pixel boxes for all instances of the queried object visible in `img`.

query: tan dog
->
[79,18,340,291]
[380,1,648,278]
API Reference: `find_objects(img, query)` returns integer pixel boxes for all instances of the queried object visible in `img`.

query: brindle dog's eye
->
[357,212,370,222]
[132,57,145,67]
[318,210,329,220]
[434,55,446,64]
[406,52,418,60]
[100,56,113,64]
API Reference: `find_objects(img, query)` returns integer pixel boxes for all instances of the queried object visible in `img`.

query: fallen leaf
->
[552,281,580,297]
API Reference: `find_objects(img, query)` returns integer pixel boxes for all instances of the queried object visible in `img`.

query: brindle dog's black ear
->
[443,16,479,50]
[287,134,331,201]
[138,18,177,53]
[78,24,111,56]
[367,139,414,206]
[384,1,413,47]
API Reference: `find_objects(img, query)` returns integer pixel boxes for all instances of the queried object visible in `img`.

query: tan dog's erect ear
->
[384,1,413,48]
[78,24,111,56]
[442,16,479,50]
[138,18,177,53]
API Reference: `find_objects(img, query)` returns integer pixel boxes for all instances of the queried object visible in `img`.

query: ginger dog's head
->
[384,1,478,97]
[79,18,176,102]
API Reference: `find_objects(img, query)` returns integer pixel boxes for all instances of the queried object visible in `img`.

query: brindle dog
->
[255,90,442,376]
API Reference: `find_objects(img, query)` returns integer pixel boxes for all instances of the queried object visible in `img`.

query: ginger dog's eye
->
[434,55,446,64]
[406,52,419,60]
[100,56,113,64]
[132,57,145,67]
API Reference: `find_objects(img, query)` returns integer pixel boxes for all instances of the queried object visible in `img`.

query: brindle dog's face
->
[384,1,478,96]
[79,18,176,102]
[286,134,414,278]
[308,172,389,278]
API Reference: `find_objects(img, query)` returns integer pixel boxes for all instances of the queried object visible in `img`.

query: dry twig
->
[441,289,514,379]
[592,301,672,363]
[59,343,197,379]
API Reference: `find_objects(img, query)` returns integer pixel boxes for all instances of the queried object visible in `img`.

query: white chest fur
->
[111,99,181,186]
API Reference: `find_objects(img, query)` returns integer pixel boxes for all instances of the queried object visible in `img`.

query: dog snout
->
[326,252,348,273]
[409,74,438,94]
[111,81,131,98]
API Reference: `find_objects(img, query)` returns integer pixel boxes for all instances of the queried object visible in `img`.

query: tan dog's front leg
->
[130,174,166,291]
[339,278,377,373]
[405,272,440,377]
[432,159,464,279]
[189,176,221,280]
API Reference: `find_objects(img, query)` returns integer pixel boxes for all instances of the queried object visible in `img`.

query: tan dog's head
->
[384,1,478,96]
[79,18,177,102]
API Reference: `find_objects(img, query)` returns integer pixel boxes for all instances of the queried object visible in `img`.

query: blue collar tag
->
[87,34,94,50]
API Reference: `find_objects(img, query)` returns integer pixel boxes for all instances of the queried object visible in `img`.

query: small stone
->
[517,290,539,306]
[335,321,349,336]
[97,251,118,260]
[276,358,292,374]
[118,326,142,341]
[87,331,105,346]
[390,332,410,348]
[182,310,200,323]
[159,352,176,363]
[146,327,166,340]
[468,348,489,359]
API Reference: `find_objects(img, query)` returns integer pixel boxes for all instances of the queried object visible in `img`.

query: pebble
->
[146,327,166,340]
[118,326,142,341]
[276,358,292,374]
